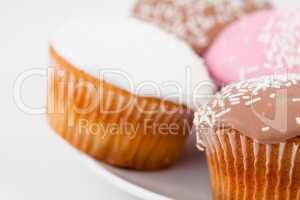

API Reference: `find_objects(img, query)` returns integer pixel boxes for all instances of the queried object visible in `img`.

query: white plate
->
[51,2,300,199]
[85,2,300,199]
[79,136,211,200]
[83,2,299,199]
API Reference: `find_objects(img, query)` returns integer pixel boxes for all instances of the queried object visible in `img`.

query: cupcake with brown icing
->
[133,0,272,55]
[194,74,300,199]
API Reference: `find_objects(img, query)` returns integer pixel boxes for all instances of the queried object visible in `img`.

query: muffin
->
[205,9,300,86]
[194,74,300,199]
[47,15,216,170]
[133,0,272,55]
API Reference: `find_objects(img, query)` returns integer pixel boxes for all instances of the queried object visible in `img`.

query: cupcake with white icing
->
[133,0,272,55]
[194,74,300,199]
[47,15,215,170]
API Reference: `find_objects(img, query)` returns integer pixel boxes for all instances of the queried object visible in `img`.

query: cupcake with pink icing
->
[205,9,300,86]
[194,74,300,199]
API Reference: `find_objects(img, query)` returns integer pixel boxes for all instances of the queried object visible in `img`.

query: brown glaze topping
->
[194,74,300,143]
[134,0,271,54]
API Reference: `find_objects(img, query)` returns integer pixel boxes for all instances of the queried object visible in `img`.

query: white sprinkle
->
[245,97,262,106]
[296,117,300,125]
[230,101,240,105]
[269,93,276,99]
[229,92,245,98]
[252,87,261,95]
[239,89,248,92]
[215,108,231,118]
[229,97,240,102]
[223,93,231,98]
[261,127,270,132]
[292,80,298,84]
[292,98,300,102]
[285,82,292,87]
[136,0,270,50]
[212,100,217,108]
[194,74,300,129]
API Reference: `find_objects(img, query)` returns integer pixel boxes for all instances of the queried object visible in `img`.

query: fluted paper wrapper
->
[199,129,300,199]
[47,47,193,170]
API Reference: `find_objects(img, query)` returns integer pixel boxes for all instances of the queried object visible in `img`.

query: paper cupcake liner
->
[47,47,193,170]
[200,129,300,199]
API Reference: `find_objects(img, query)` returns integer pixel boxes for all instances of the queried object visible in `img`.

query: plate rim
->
[79,153,173,200]
[49,126,173,200]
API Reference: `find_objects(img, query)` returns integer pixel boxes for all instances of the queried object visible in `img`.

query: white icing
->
[51,15,215,109]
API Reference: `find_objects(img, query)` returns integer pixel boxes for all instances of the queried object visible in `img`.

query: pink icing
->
[205,9,300,86]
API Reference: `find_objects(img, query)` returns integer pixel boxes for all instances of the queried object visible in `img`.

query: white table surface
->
[0,0,297,200]
[0,0,136,199]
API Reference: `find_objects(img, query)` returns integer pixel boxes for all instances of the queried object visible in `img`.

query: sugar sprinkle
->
[269,93,276,99]
[292,98,300,102]
[245,97,262,106]
[261,127,270,132]
[194,75,300,134]
[135,0,270,48]
[215,108,231,118]
[296,117,300,125]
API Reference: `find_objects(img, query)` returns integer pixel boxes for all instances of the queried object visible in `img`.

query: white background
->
[0,0,297,200]
[1,0,136,199]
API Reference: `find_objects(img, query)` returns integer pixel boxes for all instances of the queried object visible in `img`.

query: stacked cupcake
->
[48,15,215,170]
[47,0,300,199]
[134,0,271,55]
[195,9,300,199]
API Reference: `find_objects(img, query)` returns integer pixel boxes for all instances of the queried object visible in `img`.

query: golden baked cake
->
[194,75,300,199]
[47,15,216,170]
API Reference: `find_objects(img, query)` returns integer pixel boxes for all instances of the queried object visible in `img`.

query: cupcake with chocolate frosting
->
[194,74,300,199]
[134,0,272,55]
